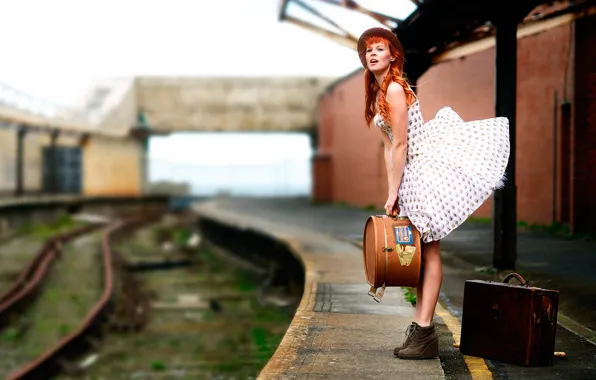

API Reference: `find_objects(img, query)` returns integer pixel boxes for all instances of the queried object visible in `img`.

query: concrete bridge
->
[135,77,333,133]
[0,76,334,136]
[0,76,333,197]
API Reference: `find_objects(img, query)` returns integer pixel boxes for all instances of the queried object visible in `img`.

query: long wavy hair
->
[363,36,416,128]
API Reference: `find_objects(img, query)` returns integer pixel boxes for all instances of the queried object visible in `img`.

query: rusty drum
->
[363,215,422,292]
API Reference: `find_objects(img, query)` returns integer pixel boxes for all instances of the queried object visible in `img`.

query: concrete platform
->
[193,199,449,380]
[193,196,596,380]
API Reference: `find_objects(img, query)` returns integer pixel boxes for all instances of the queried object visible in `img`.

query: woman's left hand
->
[384,191,399,216]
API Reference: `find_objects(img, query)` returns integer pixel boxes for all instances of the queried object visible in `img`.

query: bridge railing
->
[0,81,130,137]
[0,81,90,125]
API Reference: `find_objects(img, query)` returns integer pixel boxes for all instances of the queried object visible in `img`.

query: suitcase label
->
[394,225,413,245]
[396,245,416,266]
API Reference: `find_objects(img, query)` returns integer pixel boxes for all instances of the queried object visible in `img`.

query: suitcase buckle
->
[382,246,393,252]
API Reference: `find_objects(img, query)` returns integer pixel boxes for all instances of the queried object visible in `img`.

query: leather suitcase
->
[459,273,559,366]
[362,215,422,302]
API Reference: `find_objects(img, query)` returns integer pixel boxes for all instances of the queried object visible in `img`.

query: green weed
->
[403,287,417,306]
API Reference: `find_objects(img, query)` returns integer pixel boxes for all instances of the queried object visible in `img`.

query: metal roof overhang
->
[279,0,596,80]
[395,0,596,80]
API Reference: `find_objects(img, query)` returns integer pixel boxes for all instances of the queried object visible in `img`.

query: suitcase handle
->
[502,273,528,286]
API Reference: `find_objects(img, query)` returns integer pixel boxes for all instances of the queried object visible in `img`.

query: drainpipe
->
[48,129,60,194]
[15,126,26,197]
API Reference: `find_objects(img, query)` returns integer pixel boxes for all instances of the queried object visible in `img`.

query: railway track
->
[0,212,293,379]
[55,216,295,379]
[0,223,100,329]
[0,212,161,380]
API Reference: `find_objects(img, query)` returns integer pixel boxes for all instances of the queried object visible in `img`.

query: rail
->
[0,223,101,326]
[1,212,161,380]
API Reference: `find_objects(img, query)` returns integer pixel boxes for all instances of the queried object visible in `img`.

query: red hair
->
[363,36,416,127]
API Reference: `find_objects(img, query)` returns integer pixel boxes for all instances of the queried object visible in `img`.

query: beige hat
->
[357,27,405,69]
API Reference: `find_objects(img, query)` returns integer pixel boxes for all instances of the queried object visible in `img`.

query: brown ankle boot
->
[393,322,417,356]
[397,323,439,360]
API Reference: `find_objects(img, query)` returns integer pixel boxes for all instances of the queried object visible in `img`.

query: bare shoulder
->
[386,82,406,104]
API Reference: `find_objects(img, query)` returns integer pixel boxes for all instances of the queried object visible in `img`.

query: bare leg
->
[416,240,442,327]
[415,264,424,322]
[395,240,442,359]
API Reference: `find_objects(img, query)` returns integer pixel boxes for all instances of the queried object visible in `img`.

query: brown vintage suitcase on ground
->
[459,273,559,366]
[362,215,422,302]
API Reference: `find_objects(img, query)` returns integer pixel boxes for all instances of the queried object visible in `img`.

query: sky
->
[0,0,417,106]
[0,0,418,195]
[149,132,315,196]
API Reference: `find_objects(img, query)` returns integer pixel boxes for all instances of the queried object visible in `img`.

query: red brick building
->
[312,10,596,233]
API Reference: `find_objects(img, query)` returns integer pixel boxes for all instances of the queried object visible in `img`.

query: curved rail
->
[0,224,101,328]
[5,213,160,380]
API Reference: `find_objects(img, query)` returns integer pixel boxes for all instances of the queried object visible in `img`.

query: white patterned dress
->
[373,91,510,243]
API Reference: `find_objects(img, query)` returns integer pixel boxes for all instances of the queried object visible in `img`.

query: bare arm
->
[386,82,408,197]
[380,129,393,192]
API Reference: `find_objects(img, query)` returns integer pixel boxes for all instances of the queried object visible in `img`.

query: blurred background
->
[2,1,596,379]
[0,0,410,199]
[0,0,594,232]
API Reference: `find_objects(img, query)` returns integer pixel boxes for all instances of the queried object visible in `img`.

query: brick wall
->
[315,70,388,209]
[314,21,579,227]
[311,155,333,202]
[418,23,573,225]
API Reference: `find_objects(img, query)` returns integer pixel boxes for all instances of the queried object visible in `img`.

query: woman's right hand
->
[384,191,399,216]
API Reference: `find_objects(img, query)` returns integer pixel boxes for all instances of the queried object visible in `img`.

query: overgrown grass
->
[467,216,491,225]
[16,213,81,238]
[466,217,594,240]
[517,220,576,238]
[309,200,380,213]
[152,224,195,249]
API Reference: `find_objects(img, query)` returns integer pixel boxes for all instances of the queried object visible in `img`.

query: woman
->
[357,27,510,360]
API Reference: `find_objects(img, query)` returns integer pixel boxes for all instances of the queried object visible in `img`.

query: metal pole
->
[15,126,26,197]
[553,90,558,223]
[49,130,60,194]
[492,13,518,270]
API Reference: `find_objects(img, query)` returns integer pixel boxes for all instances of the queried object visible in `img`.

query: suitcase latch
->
[383,246,393,252]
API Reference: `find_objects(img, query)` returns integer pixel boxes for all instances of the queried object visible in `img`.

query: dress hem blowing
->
[375,103,511,244]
